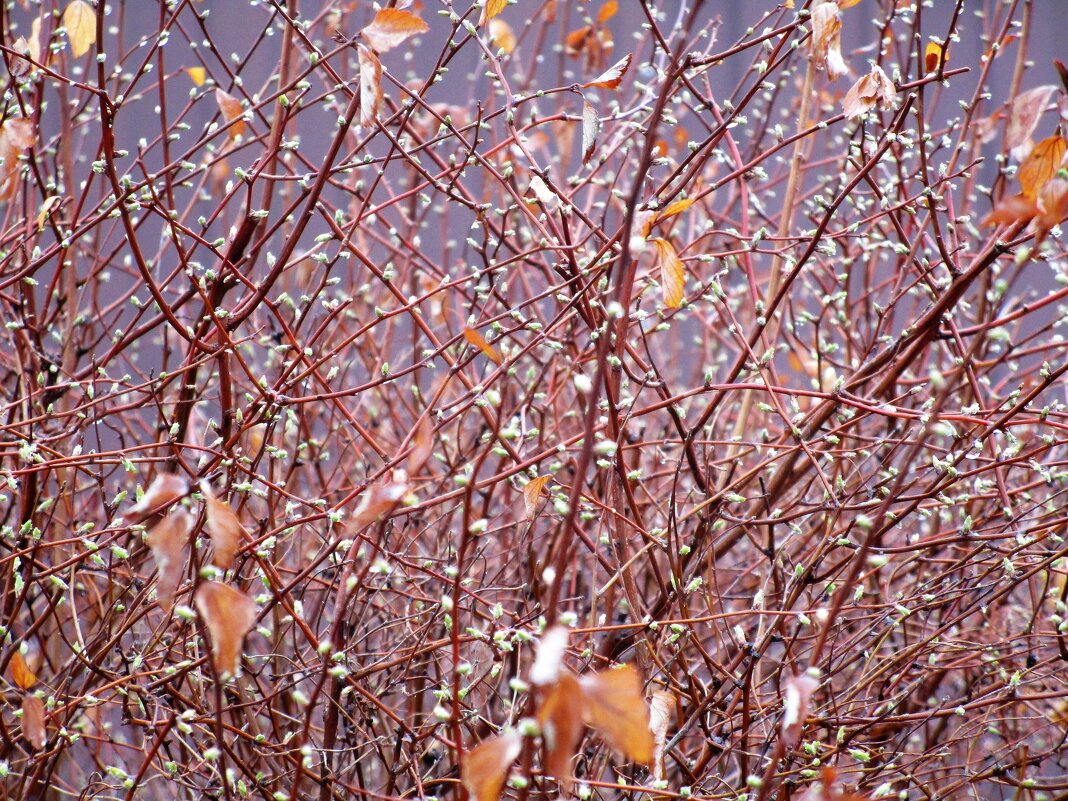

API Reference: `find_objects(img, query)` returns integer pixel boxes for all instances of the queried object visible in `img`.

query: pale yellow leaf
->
[187,66,207,86]
[581,100,598,164]
[63,0,97,59]
[652,238,685,309]
[479,0,508,26]
[488,19,516,54]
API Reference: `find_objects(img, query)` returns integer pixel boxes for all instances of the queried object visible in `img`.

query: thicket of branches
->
[1,1,1068,800]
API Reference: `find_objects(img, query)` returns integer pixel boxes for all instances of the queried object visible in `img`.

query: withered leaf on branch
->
[194,581,258,678]
[522,476,552,520]
[352,474,410,529]
[649,690,676,780]
[1017,134,1066,199]
[407,415,435,475]
[0,117,36,202]
[652,238,685,309]
[215,88,247,139]
[809,2,847,81]
[1006,85,1058,160]
[462,731,522,801]
[360,8,429,53]
[9,649,37,690]
[582,53,632,90]
[127,472,189,522]
[488,19,516,54]
[463,326,503,364]
[537,672,586,789]
[200,481,247,570]
[924,41,946,73]
[22,694,46,750]
[63,0,97,59]
[579,664,655,765]
[841,65,897,119]
[581,99,599,164]
[358,44,383,129]
[479,0,508,26]
[146,510,193,611]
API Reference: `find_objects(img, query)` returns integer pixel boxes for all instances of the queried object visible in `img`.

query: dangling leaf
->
[488,19,516,54]
[22,694,46,750]
[187,66,207,86]
[200,481,247,570]
[7,37,33,78]
[924,41,946,73]
[128,472,189,522]
[581,99,599,165]
[579,664,655,765]
[9,649,37,690]
[809,2,847,81]
[0,117,36,202]
[522,475,552,520]
[194,581,258,678]
[781,673,819,746]
[360,8,429,53]
[537,672,586,789]
[358,44,383,128]
[841,65,897,119]
[462,731,522,801]
[653,196,696,226]
[597,0,618,23]
[63,0,96,59]
[146,510,193,611]
[1018,134,1066,198]
[652,238,685,309]
[215,89,247,139]
[352,474,410,529]
[649,690,675,780]
[463,327,503,364]
[1006,85,1058,160]
[582,53,632,90]
[479,0,508,26]
[407,415,435,475]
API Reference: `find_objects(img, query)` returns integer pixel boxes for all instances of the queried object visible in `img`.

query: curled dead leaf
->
[128,472,189,522]
[810,2,847,81]
[361,8,429,53]
[652,238,685,309]
[841,65,897,119]
[782,673,819,746]
[215,88,247,139]
[63,0,96,59]
[522,475,551,520]
[7,37,32,78]
[463,326,503,364]
[146,510,193,611]
[200,481,248,570]
[581,99,599,164]
[537,672,586,789]
[194,581,257,678]
[582,53,632,90]
[462,731,522,801]
[649,690,676,780]
[358,44,383,128]
[579,664,654,765]
[22,694,46,750]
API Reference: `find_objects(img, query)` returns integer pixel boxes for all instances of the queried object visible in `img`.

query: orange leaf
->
[565,26,592,58]
[464,327,503,364]
[62,0,96,59]
[462,731,522,801]
[146,510,193,611]
[653,196,696,226]
[10,649,37,690]
[1018,134,1066,198]
[358,44,383,128]
[983,193,1039,228]
[200,481,247,570]
[488,19,516,54]
[522,475,551,520]
[479,0,508,25]
[194,581,257,678]
[579,664,654,765]
[187,66,207,86]
[582,53,632,90]
[215,88,246,139]
[924,41,945,73]
[652,238,685,309]
[581,99,599,164]
[537,673,586,789]
[361,8,429,53]
[1006,85,1058,160]
[128,472,189,522]
[836,0,861,7]
[649,690,675,780]
[22,694,46,750]
[597,0,618,23]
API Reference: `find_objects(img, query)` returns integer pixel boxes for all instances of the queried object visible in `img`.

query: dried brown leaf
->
[1007,85,1058,160]
[215,88,246,139]
[10,650,37,690]
[522,475,551,520]
[128,472,189,522]
[537,672,586,789]
[841,65,897,119]
[983,193,1040,228]
[1018,134,1066,198]
[652,238,685,309]
[462,731,522,801]
[22,694,46,750]
[463,327,503,364]
[581,99,599,164]
[361,8,429,53]
[782,673,819,746]
[200,482,247,570]
[63,0,96,59]
[579,664,654,765]
[649,690,676,780]
[194,581,257,678]
[407,415,435,475]
[146,510,193,611]
[353,475,410,529]
[809,2,847,81]
[654,196,696,226]
[582,53,631,90]
[358,44,383,128]
[7,37,32,78]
